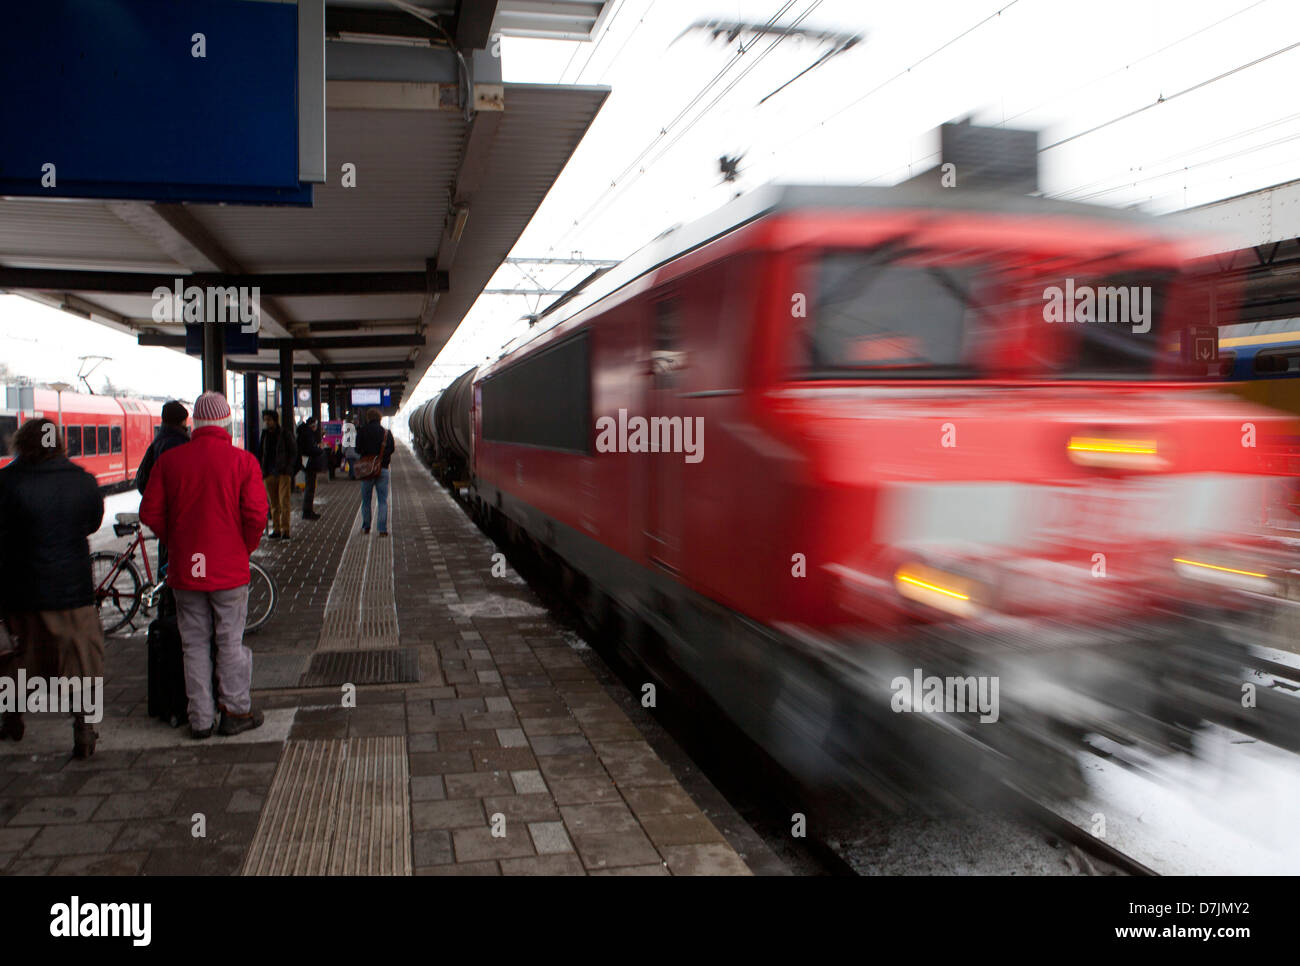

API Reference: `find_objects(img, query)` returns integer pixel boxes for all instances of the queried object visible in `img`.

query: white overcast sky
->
[3,0,1298,410]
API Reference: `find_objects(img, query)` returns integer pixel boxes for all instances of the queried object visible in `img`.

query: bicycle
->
[91,513,278,636]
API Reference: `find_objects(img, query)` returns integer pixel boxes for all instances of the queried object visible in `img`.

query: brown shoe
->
[218,708,265,736]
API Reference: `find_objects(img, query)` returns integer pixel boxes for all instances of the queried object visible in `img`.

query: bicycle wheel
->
[91,551,143,635]
[244,560,278,634]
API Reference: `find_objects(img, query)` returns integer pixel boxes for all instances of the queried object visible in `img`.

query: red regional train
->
[0,387,164,488]
[411,183,1300,802]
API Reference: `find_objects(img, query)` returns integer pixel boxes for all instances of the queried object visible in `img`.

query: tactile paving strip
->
[242,736,412,876]
[300,648,421,688]
[360,499,399,645]
[316,487,400,649]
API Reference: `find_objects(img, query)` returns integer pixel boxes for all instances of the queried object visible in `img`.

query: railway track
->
[437,479,1164,876]
[1004,789,1158,877]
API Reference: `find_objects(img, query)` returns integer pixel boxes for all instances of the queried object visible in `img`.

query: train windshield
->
[1037,269,1202,379]
[800,250,1216,381]
[801,251,984,377]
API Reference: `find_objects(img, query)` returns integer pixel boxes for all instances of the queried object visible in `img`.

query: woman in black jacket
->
[0,418,106,757]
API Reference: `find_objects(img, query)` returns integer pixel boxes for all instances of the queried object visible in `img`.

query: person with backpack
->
[0,418,106,757]
[135,401,190,496]
[295,415,323,521]
[135,401,190,575]
[258,409,297,540]
[139,392,268,739]
[355,408,395,536]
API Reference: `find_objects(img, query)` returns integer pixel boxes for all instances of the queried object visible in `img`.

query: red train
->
[412,183,1300,802]
[1,387,164,487]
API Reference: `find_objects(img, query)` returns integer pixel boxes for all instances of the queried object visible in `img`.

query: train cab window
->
[97,426,110,454]
[83,426,97,456]
[66,425,82,457]
[802,253,979,377]
[110,425,122,453]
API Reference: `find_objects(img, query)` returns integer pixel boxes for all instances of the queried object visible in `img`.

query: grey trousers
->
[173,586,252,730]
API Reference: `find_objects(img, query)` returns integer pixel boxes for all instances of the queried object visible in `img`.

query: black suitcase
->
[146,611,188,728]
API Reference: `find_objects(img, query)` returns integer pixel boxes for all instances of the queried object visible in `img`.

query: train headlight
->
[1067,434,1166,470]
[1173,553,1280,596]
[894,563,983,619]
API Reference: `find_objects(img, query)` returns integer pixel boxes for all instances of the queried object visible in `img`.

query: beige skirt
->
[1,606,106,681]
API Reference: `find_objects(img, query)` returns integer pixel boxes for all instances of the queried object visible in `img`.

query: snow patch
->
[447,595,547,619]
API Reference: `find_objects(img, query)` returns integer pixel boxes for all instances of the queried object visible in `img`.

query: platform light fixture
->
[450,204,470,244]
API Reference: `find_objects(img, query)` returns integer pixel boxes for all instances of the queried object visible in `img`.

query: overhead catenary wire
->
[794,0,1021,142]
[999,0,1272,129]
[1065,129,1300,203]
[579,0,659,85]
[560,0,632,84]
[1053,110,1300,200]
[546,0,803,252]
[558,0,823,245]
[637,1,824,171]
[1040,39,1300,152]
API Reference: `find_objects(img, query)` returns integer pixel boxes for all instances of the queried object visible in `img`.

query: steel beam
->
[1,268,447,297]
[138,334,425,350]
[325,6,452,42]
[455,0,499,50]
[104,202,300,341]
[226,360,414,373]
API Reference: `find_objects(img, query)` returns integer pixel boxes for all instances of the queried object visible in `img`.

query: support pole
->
[201,319,225,394]
[243,372,260,453]
[310,365,322,425]
[279,345,294,432]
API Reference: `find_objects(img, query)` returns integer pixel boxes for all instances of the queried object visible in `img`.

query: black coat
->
[0,456,104,613]
[296,423,323,470]
[258,424,297,477]
[358,422,395,469]
[135,425,190,494]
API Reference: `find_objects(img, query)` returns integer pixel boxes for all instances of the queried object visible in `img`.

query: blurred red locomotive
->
[412,176,1300,802]
[0,387,163,488]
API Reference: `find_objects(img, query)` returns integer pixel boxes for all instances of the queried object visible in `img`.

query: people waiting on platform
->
[258,409,297,540]
[135,400,190,495]
[296,415,323,521]
[135,400,190,574]
[139,392,268,739]
[356,408,395,536]
[0,418,106,757]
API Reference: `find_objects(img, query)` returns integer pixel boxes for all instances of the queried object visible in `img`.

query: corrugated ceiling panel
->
[0,199,179,271]
[187,110,463,272]
[414,83,609,373]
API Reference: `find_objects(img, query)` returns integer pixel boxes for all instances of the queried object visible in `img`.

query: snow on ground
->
[90,488,142,550]
[447,594,548,619]
[1057,725,1300,875]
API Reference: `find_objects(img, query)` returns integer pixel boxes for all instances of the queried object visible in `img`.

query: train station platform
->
[0,447,767,876]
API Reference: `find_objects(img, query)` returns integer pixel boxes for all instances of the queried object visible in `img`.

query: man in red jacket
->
[140,392,269,738]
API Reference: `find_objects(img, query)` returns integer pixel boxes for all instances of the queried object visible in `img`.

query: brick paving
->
[0,447,763,876]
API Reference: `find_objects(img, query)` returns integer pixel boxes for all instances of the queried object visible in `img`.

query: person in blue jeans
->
[357,408,395,535]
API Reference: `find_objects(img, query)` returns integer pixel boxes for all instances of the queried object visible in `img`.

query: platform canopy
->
[0,1,611,408]
[1171,179,1300,326]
